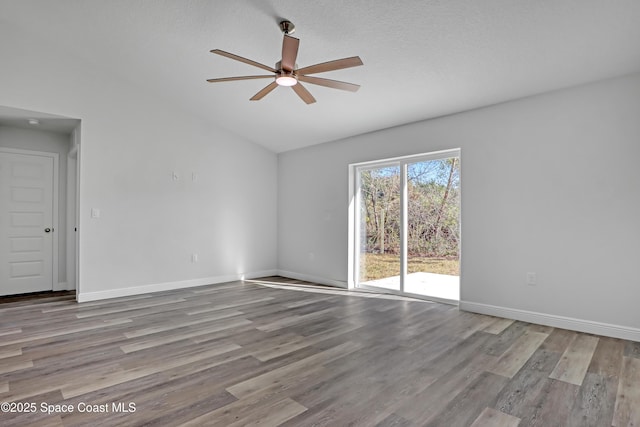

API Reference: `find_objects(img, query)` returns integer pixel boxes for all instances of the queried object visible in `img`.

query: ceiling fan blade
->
[250,81,279,101]
[296,56,363,75]
[207,75,274,83]
[297,75,360,92]
[292,82,316,104]
[281,35,300,72]
[210,49,277,73]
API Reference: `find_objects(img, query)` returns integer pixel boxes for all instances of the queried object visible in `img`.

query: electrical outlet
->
[191,253,198,263]
[526,272,537,286]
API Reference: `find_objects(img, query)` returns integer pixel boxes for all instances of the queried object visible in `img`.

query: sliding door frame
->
[348,148,461,303]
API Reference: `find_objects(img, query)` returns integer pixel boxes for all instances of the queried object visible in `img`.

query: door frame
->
[348,148,461,304]
[67,124,81,295]
[0,147,59,293]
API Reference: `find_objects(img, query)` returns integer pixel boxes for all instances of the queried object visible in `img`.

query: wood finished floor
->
[1,276,639,426]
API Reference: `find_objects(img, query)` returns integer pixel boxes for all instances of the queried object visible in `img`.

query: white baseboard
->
[76,269,278,303]
[460,301,640,342]
[276,270,348,289]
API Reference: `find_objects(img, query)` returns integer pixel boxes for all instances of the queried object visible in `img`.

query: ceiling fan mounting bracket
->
[279,20,295,35]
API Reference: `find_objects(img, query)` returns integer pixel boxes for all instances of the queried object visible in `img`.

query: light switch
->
[91,208,100,218]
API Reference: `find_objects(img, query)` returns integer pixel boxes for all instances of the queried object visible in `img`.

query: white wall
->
[0,24,278,301]
[278,72,640,336]
[0,126,71,288]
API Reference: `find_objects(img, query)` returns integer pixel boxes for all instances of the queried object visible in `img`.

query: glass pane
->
[406,157,460,300]
[358,165,401,290]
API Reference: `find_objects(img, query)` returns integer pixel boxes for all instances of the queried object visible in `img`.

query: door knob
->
[44,228,51,233]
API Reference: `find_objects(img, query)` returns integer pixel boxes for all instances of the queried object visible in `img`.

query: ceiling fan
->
[207,20,363,104]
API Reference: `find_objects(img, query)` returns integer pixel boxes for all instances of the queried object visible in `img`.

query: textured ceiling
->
[2,0,640,152]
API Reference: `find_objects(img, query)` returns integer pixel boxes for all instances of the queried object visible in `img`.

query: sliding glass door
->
[357,164,401,291]
[354,150,460,302]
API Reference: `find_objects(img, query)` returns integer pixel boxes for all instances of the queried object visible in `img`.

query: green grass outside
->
[360,253,459,281]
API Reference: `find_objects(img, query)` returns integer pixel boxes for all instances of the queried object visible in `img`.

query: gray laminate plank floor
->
[0,276,638,426]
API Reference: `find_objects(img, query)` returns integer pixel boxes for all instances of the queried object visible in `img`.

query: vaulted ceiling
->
[3,0,640,152]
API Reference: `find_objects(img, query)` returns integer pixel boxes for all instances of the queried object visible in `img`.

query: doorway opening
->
[350,149,460,303]
[0,106,81,298]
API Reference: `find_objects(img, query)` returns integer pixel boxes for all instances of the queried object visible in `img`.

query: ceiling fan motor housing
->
[274,60,298,86]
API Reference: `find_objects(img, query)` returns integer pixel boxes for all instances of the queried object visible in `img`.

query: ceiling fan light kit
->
[276,74,297,86]
[275,61,297,86]
[207,20,363,104]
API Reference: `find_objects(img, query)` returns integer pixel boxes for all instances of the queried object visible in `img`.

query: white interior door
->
[0,150,55,295]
